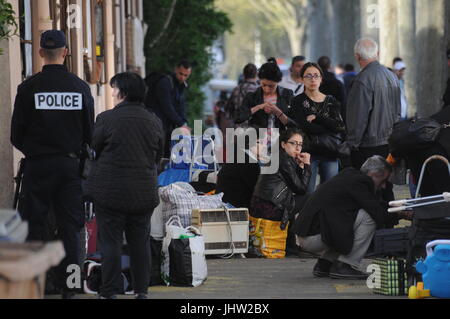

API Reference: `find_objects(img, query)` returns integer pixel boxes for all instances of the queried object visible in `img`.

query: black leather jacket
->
[252,149,311,227]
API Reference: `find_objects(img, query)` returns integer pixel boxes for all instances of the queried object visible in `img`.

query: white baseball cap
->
[394,61,407,71]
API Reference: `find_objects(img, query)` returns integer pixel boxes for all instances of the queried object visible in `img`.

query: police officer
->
[10,30,95,298]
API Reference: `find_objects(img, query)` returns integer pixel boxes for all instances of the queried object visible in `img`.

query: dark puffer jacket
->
[85,102,164,214]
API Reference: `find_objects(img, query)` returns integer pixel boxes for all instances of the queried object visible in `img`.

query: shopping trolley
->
[388,155,450,285]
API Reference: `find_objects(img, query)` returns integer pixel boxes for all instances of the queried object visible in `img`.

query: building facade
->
[0,0,147,208]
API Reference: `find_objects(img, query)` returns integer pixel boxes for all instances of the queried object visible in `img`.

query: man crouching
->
[293,155,402,279]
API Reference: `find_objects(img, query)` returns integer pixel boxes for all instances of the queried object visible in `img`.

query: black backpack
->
[388,118,449,157]
[144,72,174,109]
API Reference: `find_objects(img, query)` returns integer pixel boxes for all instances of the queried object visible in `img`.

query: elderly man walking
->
[346,38,401,170]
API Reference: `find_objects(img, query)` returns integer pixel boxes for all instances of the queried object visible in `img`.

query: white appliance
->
[191,208,249,256]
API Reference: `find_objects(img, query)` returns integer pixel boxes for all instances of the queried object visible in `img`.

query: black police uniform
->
[11,38,94,294]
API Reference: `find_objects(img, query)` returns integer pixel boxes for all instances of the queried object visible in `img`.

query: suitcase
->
[372,227,410,257]
[372,257,408,296]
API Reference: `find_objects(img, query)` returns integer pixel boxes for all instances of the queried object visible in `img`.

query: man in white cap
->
[393,60,408,120]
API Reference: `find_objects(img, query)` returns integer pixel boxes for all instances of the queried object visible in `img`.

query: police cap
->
[40,30,67,49]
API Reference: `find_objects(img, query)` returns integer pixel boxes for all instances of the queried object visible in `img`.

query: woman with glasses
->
[251,128,311,248]
[234,58,296,131]
[288,62,346,194]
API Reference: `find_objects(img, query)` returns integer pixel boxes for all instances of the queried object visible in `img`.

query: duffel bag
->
[388,118,446,157]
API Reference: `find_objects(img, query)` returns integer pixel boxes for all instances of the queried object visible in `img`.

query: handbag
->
[305,96,350,158]
[308,133,351,158]
[388,118,449,158]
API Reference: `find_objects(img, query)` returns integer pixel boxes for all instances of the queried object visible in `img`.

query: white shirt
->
[279,75,304,96]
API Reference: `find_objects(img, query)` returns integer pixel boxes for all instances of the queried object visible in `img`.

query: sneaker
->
[313,259,333,277]
[329,261,369,280]
[135,293,148,300]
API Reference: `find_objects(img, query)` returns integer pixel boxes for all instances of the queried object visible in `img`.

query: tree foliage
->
[216,0,313,80]
[0,0,19,55]
[143,0,232,125]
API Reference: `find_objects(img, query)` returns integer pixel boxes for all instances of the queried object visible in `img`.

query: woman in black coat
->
[85,72,164,299]
[234,58,296,130]
[288,62,346,194]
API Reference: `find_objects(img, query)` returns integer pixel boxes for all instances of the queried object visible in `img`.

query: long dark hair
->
[258,58,283,83]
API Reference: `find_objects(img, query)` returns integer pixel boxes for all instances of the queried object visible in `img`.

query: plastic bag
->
[161,216,207,287]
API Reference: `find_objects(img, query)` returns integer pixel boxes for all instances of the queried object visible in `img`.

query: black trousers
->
[96,206,151,296]
[18,155,84,292]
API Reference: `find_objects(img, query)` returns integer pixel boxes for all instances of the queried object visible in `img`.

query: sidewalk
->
[62,256,404,300]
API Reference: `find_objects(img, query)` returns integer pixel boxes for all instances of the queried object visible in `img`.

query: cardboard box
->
[0,242,65,299]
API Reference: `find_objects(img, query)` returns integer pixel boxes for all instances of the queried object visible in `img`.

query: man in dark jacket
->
[318,56,347,118]
[293,156,403,279]
[148,61,192,158]
[85,72,164,299]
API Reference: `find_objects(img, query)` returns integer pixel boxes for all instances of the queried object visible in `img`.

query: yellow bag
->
[249,216,288,259]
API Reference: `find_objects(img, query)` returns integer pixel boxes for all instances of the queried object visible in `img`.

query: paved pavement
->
[51,256,405,300]
[144,257,401,300]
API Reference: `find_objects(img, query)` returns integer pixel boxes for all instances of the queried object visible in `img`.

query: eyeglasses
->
[303,74,322,81]
[286,141,303,148]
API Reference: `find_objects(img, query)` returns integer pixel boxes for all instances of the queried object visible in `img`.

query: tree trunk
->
[330,0,359,66]
[416,0,448,116]
[359,0,380,43]
[287,28,302,57]
[306,0,332,61]
[396,0,417,117]
[378,0,399,67]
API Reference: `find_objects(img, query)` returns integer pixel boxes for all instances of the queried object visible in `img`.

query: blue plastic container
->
[416,240,450,298]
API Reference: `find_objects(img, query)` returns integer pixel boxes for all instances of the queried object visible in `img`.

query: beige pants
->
[296,209,376,269]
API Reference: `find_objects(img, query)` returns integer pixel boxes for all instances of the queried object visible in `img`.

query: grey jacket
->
[346,61,401,148]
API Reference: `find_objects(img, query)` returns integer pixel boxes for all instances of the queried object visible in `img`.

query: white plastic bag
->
[161,216,207,287]
[150,202,164,240]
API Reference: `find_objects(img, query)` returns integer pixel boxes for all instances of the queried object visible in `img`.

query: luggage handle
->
[185,225,202,236]
[415,155,450,198]
[166,215,184,228]
[426,240,450,256]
